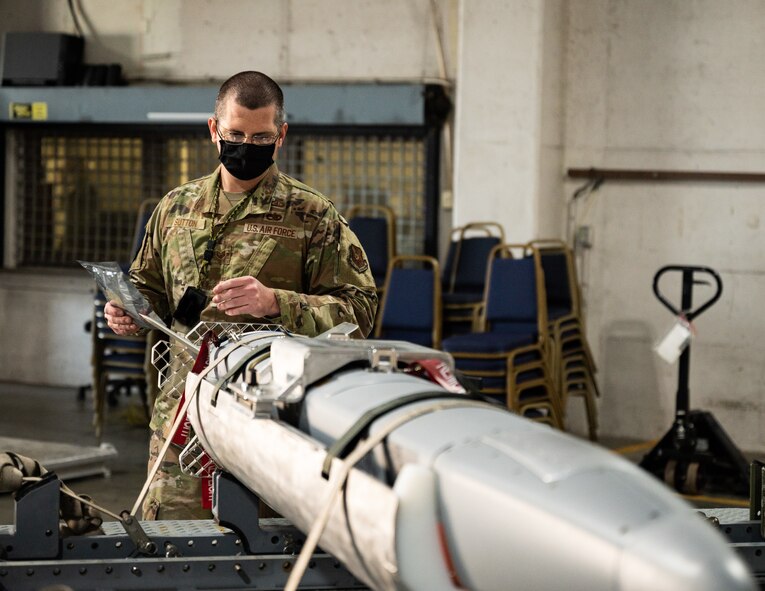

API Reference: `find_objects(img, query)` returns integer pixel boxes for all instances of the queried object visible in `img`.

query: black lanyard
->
[198,180,257,281]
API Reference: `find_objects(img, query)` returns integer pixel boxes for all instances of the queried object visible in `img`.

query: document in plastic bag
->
[78,260,164,330]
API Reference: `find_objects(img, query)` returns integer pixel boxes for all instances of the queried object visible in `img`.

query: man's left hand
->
[211,276,279,318]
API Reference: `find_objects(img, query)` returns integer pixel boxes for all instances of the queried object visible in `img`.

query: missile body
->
[186,330,755,591]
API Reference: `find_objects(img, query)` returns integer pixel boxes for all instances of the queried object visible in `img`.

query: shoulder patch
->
[348,244,369,273]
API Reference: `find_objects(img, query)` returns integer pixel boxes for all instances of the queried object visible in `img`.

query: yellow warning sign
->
[8,102,48,120]
[31,102,48,120]
[9,102,31,119]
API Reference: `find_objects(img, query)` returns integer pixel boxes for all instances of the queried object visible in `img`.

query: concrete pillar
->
[452,0,564,241]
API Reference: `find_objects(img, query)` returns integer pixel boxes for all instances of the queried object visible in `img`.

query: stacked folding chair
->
[441,244,563,428]
[86,198,160,440]
[375,255,441,349]
[90,289,151,440]
[529,239,599,441]
[441,222,504,338]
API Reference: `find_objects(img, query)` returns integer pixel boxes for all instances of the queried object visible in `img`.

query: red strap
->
[170,330,220,446]
[191,330,219,375]
[165,330,220,509]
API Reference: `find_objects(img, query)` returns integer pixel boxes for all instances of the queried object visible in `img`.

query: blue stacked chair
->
[441,222,504,338]
[375,255,441,349]
[346,204,396,293]
[130,198,160,262]
[529,239,599,440]
[441,244,563,427]
[91,288,151,440]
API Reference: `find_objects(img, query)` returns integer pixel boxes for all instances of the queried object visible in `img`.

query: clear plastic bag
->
[78,260,164,330]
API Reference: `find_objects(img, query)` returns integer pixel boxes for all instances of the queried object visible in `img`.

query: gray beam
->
[0,84,424,125]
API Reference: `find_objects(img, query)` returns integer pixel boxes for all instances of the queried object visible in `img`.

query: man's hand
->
[212,276,279,318]
[104,301,140,336]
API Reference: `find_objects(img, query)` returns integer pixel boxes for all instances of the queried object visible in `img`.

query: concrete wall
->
[452,0,565,244]
[2,0,765,453]
[454,0,542,240]
[0,273,92,385]
[563,0,765,449]
[0,0,456,83]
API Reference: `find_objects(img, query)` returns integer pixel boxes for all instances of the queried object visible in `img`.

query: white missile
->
[184,328,755,591]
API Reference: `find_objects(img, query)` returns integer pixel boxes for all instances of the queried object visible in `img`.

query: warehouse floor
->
[0,382,150,524]
[0,381,751,527]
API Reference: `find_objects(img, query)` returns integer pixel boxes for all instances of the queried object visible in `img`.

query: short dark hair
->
[214,71,286,126]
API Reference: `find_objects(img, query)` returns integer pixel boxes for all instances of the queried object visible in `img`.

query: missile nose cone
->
[619,512,756,591]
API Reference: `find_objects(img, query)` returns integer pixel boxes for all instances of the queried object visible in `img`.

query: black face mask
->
[218,140,275,181]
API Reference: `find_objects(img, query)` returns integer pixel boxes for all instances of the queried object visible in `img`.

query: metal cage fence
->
[8,125,428,268]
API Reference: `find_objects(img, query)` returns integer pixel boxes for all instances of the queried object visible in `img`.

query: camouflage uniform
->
[130,164,377,520]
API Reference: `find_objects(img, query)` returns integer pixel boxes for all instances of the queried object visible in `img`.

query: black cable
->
[572,175,604,201]
[67,0,85,37]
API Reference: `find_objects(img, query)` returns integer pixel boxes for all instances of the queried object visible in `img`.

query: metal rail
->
[567,168,765,184]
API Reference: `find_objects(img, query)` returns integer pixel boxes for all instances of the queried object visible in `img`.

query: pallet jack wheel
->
[663,460,704,494]
[664,460,677,488]
[683,461,703,495]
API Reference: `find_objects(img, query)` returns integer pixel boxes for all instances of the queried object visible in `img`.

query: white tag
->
[654,319,692,364]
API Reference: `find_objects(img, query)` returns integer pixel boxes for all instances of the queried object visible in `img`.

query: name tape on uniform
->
[172,218,207,230]
[244,223,297,239]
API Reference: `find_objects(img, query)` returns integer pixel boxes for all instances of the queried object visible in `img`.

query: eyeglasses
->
[215,120,280,146]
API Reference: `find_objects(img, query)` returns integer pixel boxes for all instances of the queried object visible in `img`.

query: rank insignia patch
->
[348,244,369,273]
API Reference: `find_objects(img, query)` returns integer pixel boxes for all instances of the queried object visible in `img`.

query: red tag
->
[170,391,192,447]
[412,359,466,393]
[191,332,215,374]
[196,451,215,476]
[201,476,213,510]
[169,331,219,447]
[163,330,220,511]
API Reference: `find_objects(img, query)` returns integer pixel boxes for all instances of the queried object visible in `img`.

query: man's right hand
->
[104,301,140,336]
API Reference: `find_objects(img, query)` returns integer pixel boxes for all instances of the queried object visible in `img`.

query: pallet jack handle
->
[653,266,723,417]
[653,265,722,322]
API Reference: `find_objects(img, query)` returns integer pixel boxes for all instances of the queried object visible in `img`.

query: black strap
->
[207,328,295,405]
[210,344,273,406]
[321,390,471,480]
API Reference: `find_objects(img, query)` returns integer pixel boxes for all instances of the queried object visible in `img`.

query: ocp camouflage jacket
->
[129,164,378,338]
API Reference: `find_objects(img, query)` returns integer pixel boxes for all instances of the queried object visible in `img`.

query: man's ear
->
[277,122,288,147]
[208,117,218,144]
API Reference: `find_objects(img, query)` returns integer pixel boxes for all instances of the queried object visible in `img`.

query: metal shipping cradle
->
[6,470,765,590]
[709,460,765,590]
[0,471,366,590]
